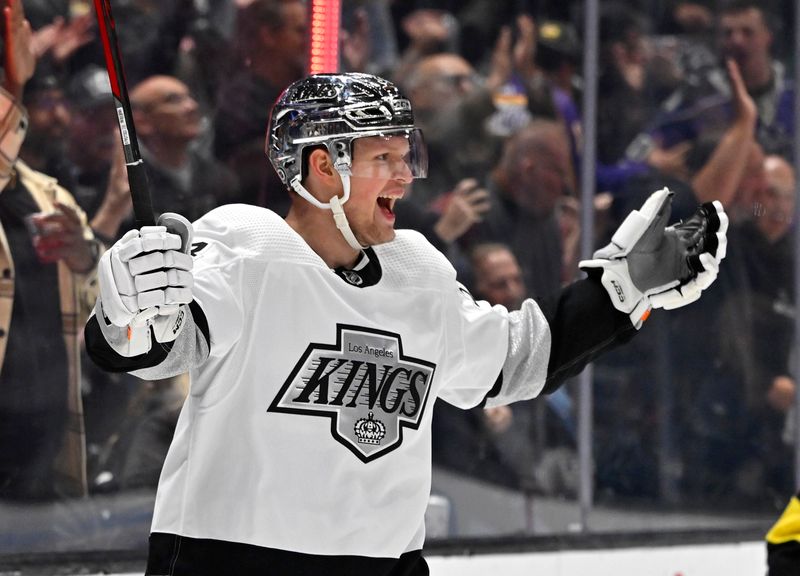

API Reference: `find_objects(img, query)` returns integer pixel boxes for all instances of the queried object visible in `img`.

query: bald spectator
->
[400,32,556,210]
[131,75,238,224]
[470,243,526,310]
[470,119,573,302]
[403,53,479,123]
[401,53,502,209]
[671,154,795,504]
[755,156,795,242]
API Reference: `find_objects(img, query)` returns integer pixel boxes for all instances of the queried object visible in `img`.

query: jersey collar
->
[333,247,382,288]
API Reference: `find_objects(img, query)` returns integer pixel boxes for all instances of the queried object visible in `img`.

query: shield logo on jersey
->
[268,324,436,462]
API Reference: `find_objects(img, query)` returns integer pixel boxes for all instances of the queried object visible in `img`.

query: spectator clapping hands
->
[434,178,492,244]
[2,0,35,99]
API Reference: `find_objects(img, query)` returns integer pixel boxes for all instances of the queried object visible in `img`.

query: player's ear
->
[304,148,341,202]
[307,147,335,179]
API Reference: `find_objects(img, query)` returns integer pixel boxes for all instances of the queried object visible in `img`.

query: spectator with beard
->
[18,69,72,184]
[398,19,557,211]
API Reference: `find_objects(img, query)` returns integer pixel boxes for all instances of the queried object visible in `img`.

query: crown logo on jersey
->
[354,412,386,445]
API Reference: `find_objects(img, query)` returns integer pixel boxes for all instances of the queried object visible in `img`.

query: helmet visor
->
[347,129,428,181]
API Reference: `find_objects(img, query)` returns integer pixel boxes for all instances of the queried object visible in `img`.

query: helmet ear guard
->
[330,140,352,175]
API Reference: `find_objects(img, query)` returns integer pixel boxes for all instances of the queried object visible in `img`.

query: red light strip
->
[308,0,341,74]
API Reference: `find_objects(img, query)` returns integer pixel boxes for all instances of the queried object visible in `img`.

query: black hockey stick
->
[93,0,155,227]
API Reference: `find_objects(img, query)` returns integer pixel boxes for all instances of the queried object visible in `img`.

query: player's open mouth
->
[377,195,397,217]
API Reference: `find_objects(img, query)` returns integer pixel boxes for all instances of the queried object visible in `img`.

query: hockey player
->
[85,73,727,575]
[767,491,800,575]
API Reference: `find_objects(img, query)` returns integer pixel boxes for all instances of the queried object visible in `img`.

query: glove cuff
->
[95,300,152,357]
[95,301,188,357]
[581,259,651,329]
[628,298,652,330]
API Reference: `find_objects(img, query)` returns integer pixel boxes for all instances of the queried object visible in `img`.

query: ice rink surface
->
[86,540,767,576]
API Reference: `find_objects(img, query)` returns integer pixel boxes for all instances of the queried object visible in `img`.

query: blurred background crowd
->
[1,0,798,548]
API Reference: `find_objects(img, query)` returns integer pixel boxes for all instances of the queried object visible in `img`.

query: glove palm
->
[580,188,728,328]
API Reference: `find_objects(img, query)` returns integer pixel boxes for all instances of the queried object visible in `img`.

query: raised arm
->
[691,59,758,206]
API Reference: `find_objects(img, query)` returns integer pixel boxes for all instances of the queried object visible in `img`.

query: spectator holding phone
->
[0,0,101,500]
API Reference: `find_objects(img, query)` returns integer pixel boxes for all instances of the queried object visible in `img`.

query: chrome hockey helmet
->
[266,73,428,251]
[268,72,427,190]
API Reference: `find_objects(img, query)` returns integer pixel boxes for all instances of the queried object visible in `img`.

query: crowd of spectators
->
[0,0,797,523]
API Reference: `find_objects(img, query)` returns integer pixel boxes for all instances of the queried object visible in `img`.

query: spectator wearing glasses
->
[130,75,239,224]
[399,19,556,211]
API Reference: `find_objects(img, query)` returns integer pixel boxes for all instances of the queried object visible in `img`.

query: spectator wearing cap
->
[19,70,73,185]
[534,20,583,184]
[64,65,125,228]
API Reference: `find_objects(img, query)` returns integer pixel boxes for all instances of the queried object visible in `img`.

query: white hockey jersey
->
[139,204,551,561]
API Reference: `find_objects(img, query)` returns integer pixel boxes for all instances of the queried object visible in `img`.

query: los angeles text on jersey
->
[268,324,437,462]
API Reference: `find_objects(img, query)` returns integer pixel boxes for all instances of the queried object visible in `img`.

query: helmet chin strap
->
[329,172,365,252]
[289,172,366,253]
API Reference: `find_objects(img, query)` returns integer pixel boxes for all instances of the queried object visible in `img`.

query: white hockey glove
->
[579,187,728,329]
[96,212,194,356]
